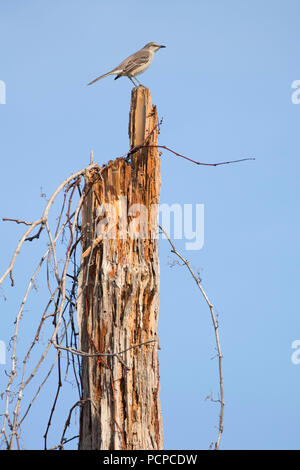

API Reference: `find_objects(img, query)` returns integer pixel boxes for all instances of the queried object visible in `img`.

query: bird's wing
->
[114,49,151,75]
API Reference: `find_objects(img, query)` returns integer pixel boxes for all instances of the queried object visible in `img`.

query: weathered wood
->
[78,86,162,450]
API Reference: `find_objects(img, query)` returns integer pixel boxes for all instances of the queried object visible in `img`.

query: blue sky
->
[0,0,300,450]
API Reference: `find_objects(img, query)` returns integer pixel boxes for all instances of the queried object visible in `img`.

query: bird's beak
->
[160,45,166,48]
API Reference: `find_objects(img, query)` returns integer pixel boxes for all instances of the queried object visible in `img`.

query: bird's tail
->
[87,71,115,86]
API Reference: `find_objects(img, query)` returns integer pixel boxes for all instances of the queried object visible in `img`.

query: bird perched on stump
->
[87,42,166,87]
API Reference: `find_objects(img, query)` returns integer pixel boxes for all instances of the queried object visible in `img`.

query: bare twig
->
[0,164,97,290]
[58,400,83,449]
[2,218,33,226]
[43,352,62,449]
[159,224,225,450]
[51,339,157,371]
[123,143,255,167]
[0,164,100,449]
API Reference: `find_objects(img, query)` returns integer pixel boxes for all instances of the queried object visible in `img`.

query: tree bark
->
[78,86,162,450]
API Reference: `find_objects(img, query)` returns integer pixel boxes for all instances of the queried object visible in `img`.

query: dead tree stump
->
[78,86,163,450]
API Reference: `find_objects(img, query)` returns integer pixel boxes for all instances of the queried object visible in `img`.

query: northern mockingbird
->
[87,42,166,87]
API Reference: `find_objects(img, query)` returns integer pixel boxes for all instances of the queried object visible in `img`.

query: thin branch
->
[1,171,90,448]
[2,218,33,226]
[0,164,97,289]
[124,143,255,167]
[58,400,83,449]
[43,352,62,449]
[159,224,225,450]
[0,163,101,448]
[25,224,44,242]
[0,218,43,287]
[51,339,157,371]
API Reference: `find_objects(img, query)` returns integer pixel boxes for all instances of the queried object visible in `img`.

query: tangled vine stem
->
[51,339,157,371]
[123,143,255,167]
[0,163,100,449]
[159,225,225,450]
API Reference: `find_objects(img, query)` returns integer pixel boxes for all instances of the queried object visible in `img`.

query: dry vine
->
[159,225,225,450]
[0,164,98,449]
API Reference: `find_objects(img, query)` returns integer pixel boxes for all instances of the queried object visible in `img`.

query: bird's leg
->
[134,77,143,87]
[128,76,138,87]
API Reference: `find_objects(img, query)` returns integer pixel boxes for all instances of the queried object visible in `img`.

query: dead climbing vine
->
[159,225,224,450]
